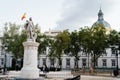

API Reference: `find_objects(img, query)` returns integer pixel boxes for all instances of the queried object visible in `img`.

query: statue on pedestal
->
[17,17,43,80]
[24,17,36,41]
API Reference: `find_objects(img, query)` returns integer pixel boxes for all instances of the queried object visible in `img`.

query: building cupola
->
[98,9,104,20]
[92,8,111,32]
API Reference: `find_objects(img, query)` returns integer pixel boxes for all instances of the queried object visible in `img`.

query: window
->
[59,59,62,66]
[42,58,46,66]
[66,58,70,67]
[1,58,4,65]
[95,59,98,67]
[82,49,87,56]
[102,59,107,67]
[74,59,77,67]
[102,50,107,56]
[50,59,54,66]
[111,48,115,55]
[82,52,85,55]
[82,58,86,67]
[111,59,116,67]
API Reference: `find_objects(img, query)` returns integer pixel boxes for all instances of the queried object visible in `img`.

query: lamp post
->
[115,48,119,75]
[115,48,119,76]
[3,44,8,75]
[112,45,119,76]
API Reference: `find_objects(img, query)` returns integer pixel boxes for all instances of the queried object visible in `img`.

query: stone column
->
[20,40,40,79]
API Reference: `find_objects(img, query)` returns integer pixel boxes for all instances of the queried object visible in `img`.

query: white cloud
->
[55,0,120,31]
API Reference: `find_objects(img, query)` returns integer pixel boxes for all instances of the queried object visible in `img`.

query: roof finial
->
[97,0,104,20]
[99,0,102,10]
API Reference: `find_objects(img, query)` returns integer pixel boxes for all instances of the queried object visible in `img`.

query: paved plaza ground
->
[44,75,120,80]
[80,75,119,80]
[44,76,120,80]
[0,71,120,80]
[0,75,119,80]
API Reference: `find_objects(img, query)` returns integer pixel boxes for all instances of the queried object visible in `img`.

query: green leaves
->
[37,34,53,54]
[2,23,40,59]
[52,30,70,57]
[48,30,70,67]
[108,30,120,45]
[2,22,120,69]
[2,23,25,59]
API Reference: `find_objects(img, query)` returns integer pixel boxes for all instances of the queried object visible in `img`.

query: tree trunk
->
[58,58,62,69]
[76,60,78,69]
[89,60,94,74]
[88,53,89,68]
[89,55,94,74]
[74,58,79,69]
[93,53,95,68]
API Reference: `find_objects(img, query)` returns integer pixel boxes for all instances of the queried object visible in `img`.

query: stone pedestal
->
[20,40,41,79]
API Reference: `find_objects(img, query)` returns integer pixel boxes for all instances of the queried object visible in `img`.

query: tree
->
[78,27,92,68]
[91,24,109,69]
[36,34,53,54]
[80,24,109,70]
[2,23,26,69]
[108,30,120,45]
[2,23,23,59]
[64,30,81,68]
[49,30,70,68]
[2,22,41,69]
[34,24,41,36]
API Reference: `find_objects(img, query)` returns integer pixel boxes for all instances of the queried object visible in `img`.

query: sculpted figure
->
[24,17,36,41]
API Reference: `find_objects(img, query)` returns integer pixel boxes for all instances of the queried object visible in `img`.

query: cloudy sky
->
[0,0,120,33]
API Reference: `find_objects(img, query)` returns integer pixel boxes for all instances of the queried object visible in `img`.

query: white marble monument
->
[19,18,43,79]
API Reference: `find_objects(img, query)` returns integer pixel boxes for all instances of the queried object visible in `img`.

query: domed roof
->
[93,9,111,30]
[94,20,111,28]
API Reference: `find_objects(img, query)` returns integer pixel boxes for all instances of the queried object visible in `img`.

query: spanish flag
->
[21,13,26,20]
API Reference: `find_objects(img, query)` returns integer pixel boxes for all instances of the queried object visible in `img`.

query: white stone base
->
[8,71,21,78]
[15,78,44,80]
[20,67,39,79]
[8,71,44,80]
[20,40,44,79]
[16,76,44,80]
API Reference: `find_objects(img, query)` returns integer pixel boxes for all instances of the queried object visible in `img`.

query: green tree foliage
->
[34,24,41,36]
[49,30,70,68]
[108,30,120,45]
[2,23,25,69]
[36,34,53,54]
[64,30,81,68]
[80,24,109,68]
[2,23,42,58]
[2,23,26,59]
[79,27,91,53]
[2,21,120,71]
[78,27,92,68]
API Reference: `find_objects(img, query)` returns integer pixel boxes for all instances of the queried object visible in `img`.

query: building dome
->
[92,9,111,31]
